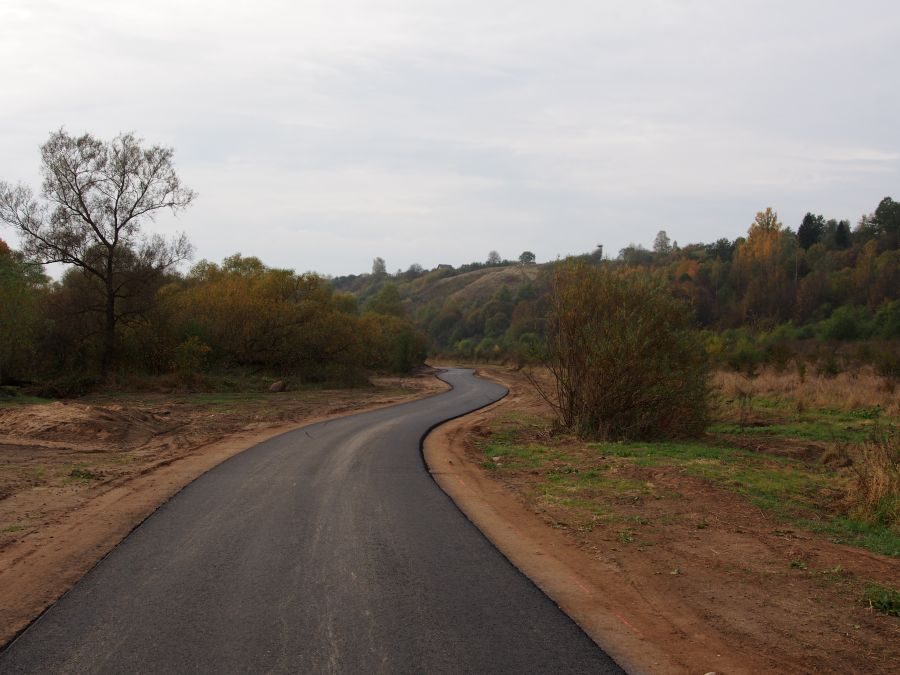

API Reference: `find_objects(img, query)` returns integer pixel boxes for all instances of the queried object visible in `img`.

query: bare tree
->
[0,129,195,373]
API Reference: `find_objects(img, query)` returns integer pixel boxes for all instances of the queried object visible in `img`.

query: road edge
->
[421,368,691,675]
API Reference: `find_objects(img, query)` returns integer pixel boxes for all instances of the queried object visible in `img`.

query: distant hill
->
[330,196,899,369]
[332,262,547,358]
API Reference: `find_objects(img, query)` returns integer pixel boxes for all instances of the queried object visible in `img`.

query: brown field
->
[714,368,899,417]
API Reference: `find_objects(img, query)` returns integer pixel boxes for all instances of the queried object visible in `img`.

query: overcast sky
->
[1,1,898,276]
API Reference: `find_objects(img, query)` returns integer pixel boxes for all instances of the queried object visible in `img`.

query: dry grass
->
[714,367,900,416]
[847,432,899,531]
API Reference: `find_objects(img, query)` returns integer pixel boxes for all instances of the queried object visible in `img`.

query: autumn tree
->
[487,250,502,265]
[0,130,194,373]
[162,255,367,380]
[731,208,796,322]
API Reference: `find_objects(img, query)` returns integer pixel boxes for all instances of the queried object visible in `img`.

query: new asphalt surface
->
[0,368,622,674]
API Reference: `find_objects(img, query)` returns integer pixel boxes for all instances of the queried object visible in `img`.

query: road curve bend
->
[1,368,622,674]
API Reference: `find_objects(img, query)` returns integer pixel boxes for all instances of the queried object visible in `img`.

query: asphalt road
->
[0,368,622,674]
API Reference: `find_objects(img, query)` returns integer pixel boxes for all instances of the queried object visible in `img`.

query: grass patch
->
[710,421,875,443]
[802,518,900,558]
[1,524,26,534]
[68,467,101,481]
[591,440,900,557]
[862,584,900,616]
[714,386,892,443]
[478,396,900,557]
[0,394,51,407]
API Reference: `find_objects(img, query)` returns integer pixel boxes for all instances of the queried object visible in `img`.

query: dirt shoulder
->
[0,372,447,647]
[423,366,898,675]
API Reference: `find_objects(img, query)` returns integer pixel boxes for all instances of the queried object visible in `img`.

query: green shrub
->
[862,584,900,616]
[173,336,212,374]
[873,300,900,339]
[817,306,874,341]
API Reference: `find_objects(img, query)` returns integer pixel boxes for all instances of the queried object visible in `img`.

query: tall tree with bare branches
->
[0,130,195,372]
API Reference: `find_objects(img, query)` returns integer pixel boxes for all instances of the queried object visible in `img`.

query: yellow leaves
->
[751,207,783,234]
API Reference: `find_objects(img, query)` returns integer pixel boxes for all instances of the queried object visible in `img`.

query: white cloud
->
[1,0,898,273]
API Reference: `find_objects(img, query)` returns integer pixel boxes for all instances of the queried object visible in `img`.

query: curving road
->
[0,369,621,674]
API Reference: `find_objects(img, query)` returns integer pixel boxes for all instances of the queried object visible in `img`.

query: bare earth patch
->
[424,366,898,675]
[0,371,446,646]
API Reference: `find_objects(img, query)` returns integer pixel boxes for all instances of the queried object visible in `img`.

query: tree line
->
[3,129,897,394]
[368,200,898,372]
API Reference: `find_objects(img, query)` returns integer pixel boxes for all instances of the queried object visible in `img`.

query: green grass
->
[862,583,900,616]
[0,394,50,407]
[594,441,826,511]
[714,395,890,443]
[477,411,564,470]
[591,439,900,556]
[711,421,875,443]
[478,407,900,557]
[802,518,900,558]
[481,442,564,470]
[1,524,26,534]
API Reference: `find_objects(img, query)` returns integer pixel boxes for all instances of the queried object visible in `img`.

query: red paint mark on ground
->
[614,612,643,637]
[570,575,592,595]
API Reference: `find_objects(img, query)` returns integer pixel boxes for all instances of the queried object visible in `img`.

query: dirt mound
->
[0,402,169,450]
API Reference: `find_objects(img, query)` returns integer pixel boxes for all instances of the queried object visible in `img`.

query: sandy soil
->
[0,372,447,646]
[424,367,899,675]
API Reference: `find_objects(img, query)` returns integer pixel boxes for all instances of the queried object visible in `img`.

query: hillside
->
[334,262,547,359]
[332,198,899,370]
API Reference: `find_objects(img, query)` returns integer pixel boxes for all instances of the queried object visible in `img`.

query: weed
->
[848,406,883,420]
[1,524,25,534]
[617,529,635,544]
[845,430,899,529]
[790,560,808,570]
[68,467,101,481]
[862,584,900,616]
[737,387,755,431]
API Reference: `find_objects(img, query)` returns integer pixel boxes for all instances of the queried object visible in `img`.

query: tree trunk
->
[101,269,116,376]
